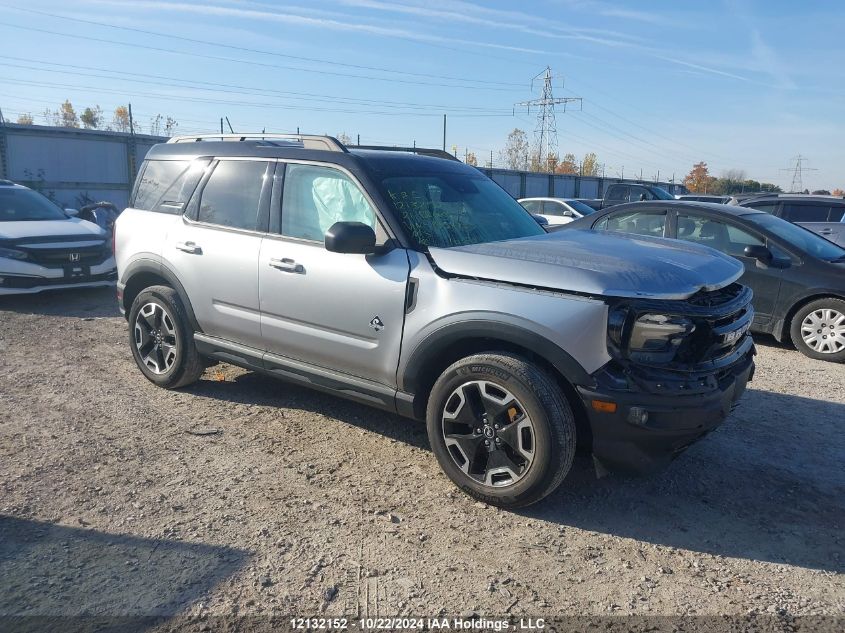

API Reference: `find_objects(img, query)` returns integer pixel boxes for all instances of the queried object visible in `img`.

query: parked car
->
[116,134,755,508]
[676,195,730,204]
[736,195,845,247]
[0,180,116,295]
[562,200,845,362]
[582,183,676,211]
[517,197,597,225]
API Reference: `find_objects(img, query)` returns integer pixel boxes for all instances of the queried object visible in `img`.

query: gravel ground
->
[0,287,843,624]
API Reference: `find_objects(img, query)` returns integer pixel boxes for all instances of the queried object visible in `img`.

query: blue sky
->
[1,0,843,190]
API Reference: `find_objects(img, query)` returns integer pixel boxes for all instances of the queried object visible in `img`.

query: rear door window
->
[132,159,210,214]
[541,201,567,216]
[598,210,666,237]
[781,203,832,222]
[196,160,269,231]
[520,200,541,213]
[605,185,628,202]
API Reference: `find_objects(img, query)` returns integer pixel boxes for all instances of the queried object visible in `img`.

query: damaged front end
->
[579,283,756,473]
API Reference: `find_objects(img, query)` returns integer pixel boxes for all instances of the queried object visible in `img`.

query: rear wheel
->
[790,298,845,363]
[128,285,205,388]
[426,353,576,508]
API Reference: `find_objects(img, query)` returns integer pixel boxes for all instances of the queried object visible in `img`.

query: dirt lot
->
[1,287,843,624]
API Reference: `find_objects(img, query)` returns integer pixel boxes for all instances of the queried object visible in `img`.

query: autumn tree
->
[80,106,103,129]
[465,151,478,167]
[501,128,529,170]
[581,152,599,176]
[555,153,578,174]
[16,113,34,125]
[684,161,716,193]
[59,100,79,128]
[833,188,844,197]
[113,106,131,133]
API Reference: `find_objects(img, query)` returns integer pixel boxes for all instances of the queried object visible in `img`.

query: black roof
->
[738,194,845,204]
[144,139,472,176]
[604,200,766,217]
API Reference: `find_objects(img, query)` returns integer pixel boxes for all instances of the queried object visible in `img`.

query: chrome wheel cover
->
[800,308,845,354]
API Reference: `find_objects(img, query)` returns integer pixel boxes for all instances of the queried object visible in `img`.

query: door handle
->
[269,257,304,273]
[175,241,202,254]
[818,229,833,234]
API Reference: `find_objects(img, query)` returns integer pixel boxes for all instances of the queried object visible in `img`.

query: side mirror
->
[325,221,376,254]
[743,244,773,263]
[531,214,549,226]
[65,208,79,217]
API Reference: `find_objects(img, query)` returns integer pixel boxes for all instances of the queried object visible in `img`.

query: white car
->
[518,197,598,226]
[0,180,116,295]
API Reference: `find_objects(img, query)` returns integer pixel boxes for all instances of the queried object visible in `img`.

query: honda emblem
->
[69,253,81,262]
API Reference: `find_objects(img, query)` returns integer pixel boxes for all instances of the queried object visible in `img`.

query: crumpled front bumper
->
[577,337,756,473]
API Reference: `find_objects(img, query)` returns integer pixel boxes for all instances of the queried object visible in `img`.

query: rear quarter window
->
[781,203,832,223]
[132,159,210,214]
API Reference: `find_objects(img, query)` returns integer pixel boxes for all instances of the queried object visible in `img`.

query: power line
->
[780,154,817,193]
[0,19,522,93]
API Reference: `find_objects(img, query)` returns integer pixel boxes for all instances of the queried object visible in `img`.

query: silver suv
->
[116,134,755,508]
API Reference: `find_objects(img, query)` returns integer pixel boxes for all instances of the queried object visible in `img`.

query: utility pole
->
[490,150,493,168]
[128,103,135,135]
[781,154,817,193]
[442,115,446,152]
[220,118,224,134]
[515,67,582,171]
[357,133,360,145]
[225,117,234,133]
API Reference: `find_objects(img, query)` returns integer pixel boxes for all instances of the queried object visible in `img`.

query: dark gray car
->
[736,195,845,247]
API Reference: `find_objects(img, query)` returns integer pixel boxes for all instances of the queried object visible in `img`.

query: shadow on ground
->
[190,373,845,573]
[0,287,120,319]
[0,515,249,627]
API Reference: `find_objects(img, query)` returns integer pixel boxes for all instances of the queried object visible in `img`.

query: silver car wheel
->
[800,308,845,354]
[134,302,178,374]
[441,380,536,488]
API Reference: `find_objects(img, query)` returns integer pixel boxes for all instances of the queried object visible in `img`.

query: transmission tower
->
[781,154,817,193]
[515,67,581,169]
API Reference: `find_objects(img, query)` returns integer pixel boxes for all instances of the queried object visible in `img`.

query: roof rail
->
[349,145,461,162]
[167,133,348,152]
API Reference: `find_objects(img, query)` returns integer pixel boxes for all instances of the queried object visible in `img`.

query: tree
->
[555,153,577,175]
[59,100,79,128]
[684,161,716,193]
[721,168,747,182]
[113,106,131,133]
[832,188,844,197]
[811,189,831,195]
[15,113,33,125]
[465,151,478,167]
[336,132,352,145]
[581,152,599,176]
[501,128,529,170]
[80,106,102,129]
[149,114,176,136]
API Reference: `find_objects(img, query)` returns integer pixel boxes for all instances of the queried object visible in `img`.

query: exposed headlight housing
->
[607,306,696,365]
[0,247,29,261]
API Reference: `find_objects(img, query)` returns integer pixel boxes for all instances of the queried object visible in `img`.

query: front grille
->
[676,284,754,367]
[1,271,116,289]
[22,244,110,268]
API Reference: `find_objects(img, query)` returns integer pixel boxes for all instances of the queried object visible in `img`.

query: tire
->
[128,285,205,388]
[789,297,845,363]
[425,352,576,508]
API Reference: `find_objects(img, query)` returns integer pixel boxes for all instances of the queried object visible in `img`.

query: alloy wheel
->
[800,308,845,354]
[441,380,536,488]
[134,302,178,374]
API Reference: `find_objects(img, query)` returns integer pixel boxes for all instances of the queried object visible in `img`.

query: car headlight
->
[607,307,696,364]
[0,247,29,261]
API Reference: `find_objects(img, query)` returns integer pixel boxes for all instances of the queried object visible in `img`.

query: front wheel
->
[790,298,845,363]
[426,353,576,508]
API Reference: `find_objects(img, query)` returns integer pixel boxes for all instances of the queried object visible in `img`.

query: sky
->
[0,0,843,190]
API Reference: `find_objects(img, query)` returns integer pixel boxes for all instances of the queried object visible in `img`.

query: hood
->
[428,229,744,300]
[0,218,106,245]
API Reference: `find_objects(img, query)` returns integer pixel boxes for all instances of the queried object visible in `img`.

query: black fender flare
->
[121,258,202,333]
[399,319,596,395]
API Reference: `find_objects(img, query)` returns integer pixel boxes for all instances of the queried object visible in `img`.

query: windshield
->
[381,173,545,248]
[745,212,845,261]
[651,186,675,200]
[0,188,68,222]
[567,200,597,215]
